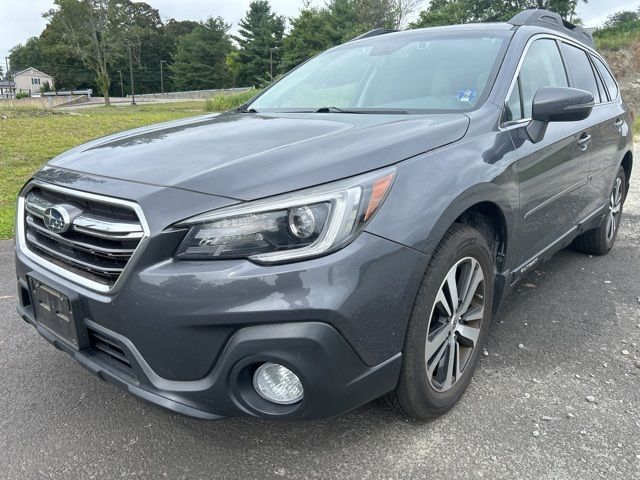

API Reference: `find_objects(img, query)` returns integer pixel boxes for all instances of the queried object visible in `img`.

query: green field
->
[595,29,640,51]
[0,101,208,239]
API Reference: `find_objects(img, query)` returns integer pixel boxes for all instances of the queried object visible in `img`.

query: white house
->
[13,67,54,94]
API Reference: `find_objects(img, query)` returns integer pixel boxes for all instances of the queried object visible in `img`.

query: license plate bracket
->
[28,276,82,349]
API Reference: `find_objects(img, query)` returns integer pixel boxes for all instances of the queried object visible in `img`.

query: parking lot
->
[1,149,639,479]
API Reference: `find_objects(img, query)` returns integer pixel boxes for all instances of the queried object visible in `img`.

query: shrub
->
[15,91,30,99]
[204,89,260,112]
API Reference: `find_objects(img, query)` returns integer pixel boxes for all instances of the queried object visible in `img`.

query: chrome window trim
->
[500,32,619,129]
[589,54,621,103]
[17,180,151,294]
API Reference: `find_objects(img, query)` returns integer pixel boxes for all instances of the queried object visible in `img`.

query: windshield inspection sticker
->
[458,89,477,103]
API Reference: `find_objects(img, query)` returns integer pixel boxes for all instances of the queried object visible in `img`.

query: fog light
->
[253,363,304,405]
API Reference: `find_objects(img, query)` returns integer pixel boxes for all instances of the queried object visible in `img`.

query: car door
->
[556,41,615,220]
[504,38,592,270]
[582,54,628,215]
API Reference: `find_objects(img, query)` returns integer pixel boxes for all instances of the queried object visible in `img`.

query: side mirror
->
[526,87,594,143]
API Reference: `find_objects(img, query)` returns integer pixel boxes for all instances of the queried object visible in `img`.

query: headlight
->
[174,167,395,263]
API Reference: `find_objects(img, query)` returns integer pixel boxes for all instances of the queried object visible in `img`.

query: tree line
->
[7,0,595,104]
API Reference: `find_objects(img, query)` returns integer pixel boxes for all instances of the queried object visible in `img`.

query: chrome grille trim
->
[26,216,136,258]
[17,181,151,294]
[25,230,125,276]
[25,190,144,240]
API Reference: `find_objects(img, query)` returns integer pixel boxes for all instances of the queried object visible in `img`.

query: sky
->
[1,0,639,70]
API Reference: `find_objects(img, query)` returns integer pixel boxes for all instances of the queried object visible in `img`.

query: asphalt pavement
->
[1,149,639,479]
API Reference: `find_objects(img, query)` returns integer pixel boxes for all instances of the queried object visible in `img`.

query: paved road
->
[1,155,639,479]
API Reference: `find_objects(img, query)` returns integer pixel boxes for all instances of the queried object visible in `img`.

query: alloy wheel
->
[425,257,485,392]
[606,177,623,243]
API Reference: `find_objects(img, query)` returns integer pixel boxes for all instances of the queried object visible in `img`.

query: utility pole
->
[128,46,136,105]
[160,60,166,95]
[118,70,124,98]
[269,48,273,81]
[5,56,10,80]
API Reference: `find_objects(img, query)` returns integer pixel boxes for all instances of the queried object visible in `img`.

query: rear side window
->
[592,55,619,100]
[592,65,606,103]
[505,39,568,122]
[560,43,601,102]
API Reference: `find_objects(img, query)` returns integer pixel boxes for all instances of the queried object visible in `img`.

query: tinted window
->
[560,43,600,102]
[505,39,568,120]
[592,64,606,103]
[592,55,619,100]
[504,81,522,121]
[250,33,508,112]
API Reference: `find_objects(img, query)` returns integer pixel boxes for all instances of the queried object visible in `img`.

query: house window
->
[31,78,41,85]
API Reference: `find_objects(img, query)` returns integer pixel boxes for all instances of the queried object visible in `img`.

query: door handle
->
[577,133,591,150]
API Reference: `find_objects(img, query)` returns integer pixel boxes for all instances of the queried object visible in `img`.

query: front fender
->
[365,131,520,267]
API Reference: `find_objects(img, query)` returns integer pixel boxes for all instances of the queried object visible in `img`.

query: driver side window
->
[504,39,568,122]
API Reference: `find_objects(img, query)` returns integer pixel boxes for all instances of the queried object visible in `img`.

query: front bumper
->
[18,300,401,419]
[16,227,427,420]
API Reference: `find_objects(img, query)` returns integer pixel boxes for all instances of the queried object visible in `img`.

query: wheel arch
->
[423,183,516,272]
[455,201,508,264]
[621,149,632,194]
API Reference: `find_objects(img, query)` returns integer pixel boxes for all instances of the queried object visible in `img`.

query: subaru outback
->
[15,9,633,420]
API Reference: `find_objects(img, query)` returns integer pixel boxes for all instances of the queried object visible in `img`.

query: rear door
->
[582,54,627,215]
[504,38,592,269]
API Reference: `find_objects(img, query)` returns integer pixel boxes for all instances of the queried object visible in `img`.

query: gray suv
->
[15,10,633,420]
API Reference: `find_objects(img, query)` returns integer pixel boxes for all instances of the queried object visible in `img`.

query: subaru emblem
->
[43,205,71,234]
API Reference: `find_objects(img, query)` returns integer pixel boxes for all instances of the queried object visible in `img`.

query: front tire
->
[573,166,626,255]
[389,223,494,420]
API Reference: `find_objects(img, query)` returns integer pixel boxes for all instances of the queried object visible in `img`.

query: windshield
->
[249,31,509,113]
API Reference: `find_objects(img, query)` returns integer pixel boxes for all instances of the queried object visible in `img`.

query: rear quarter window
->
[591,55,619,100]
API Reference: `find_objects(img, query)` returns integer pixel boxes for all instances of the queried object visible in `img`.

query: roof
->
[352,9,594,49]
[0,80,15,88]
[12,67,53,78]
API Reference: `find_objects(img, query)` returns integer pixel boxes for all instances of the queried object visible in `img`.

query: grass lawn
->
[0,101,208,239]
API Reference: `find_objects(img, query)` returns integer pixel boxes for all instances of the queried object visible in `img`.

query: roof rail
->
[351,28,398,42]
[508,9,594,48]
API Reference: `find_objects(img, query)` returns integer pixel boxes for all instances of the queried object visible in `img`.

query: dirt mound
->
[601,40,640,114]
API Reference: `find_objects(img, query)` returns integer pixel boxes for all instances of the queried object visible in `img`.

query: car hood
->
[48,111,470,200]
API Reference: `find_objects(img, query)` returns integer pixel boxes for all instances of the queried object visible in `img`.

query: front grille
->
[19,184,147,291]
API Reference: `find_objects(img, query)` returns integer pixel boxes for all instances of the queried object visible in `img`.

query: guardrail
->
[127,87,252,102]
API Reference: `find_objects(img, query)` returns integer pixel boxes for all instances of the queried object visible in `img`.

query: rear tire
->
[573,166,626,256]
[388,223,493,420]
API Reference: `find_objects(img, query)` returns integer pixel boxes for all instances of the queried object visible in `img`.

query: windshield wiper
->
[237,107,258,113]
[315,106,409,114]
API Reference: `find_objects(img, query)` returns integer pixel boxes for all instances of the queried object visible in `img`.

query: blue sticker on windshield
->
[458,89,477,103]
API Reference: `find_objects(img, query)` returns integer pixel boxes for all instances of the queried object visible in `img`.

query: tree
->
[170,17,234,91]
[44,0,157,105]
[603,9,640,30]
[234,0,286,87]
[9,37,47,73]
[411,0,587,28]
[411,0,471,27]
[282,4,334,71]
